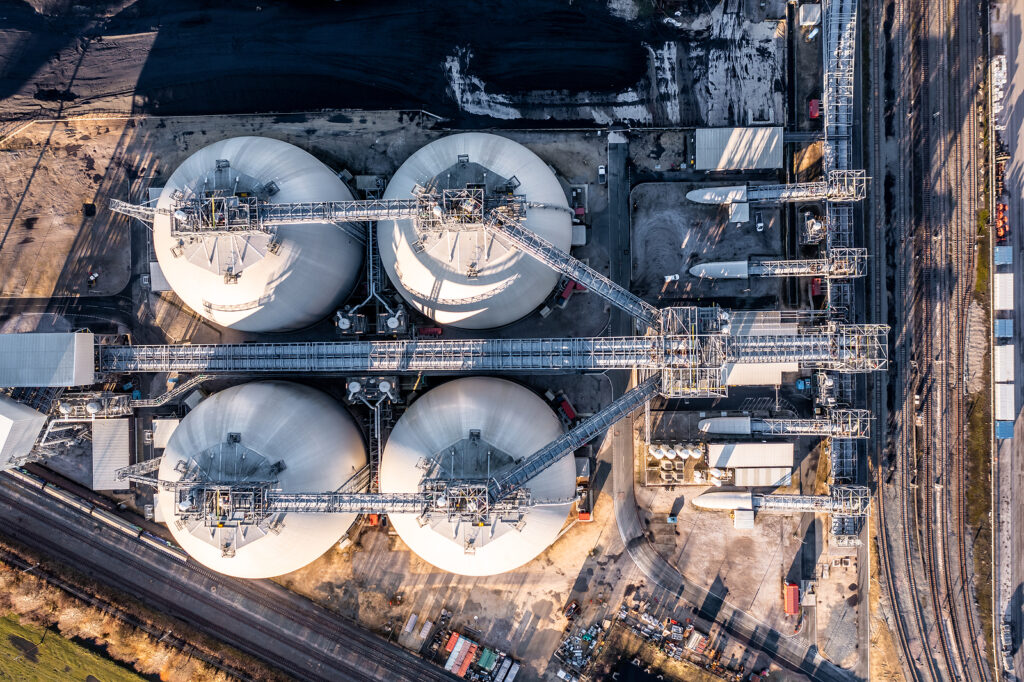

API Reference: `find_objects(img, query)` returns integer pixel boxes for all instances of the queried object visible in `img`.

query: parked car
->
[597,165,607,184]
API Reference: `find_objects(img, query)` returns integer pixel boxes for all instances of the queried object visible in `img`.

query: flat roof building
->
[92,419,130,490]
[695,127,783,171]
[707,442,794,469]
[0,333,94,387]
[0,395,47,467]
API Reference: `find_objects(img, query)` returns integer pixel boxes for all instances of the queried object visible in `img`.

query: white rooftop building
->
[0,332,94,387]
[706,442,794,469]
[0,395,47,467]
[694,127,783,171]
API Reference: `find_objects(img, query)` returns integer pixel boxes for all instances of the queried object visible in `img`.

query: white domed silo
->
[152,137,364,332]
[379,377,576,575]
[155,381,366,578]
[379,133,573,329]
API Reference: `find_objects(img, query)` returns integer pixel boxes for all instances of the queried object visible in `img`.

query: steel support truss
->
[96,318,888,378]
[827,437,858,483]
[744,171,866,203]
[754,409,870,438]
[755,485,869,516]
[751,247,867,278]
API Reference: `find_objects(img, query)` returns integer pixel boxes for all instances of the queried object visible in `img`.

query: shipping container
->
[402,613,417,634]
[995,344,1016,383]
[995,273,1015,311]
[784,583,800,615]
[997,421,1015,440]
[996,383,1016,422]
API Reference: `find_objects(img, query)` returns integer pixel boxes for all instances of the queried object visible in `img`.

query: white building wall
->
[0,395,46,466]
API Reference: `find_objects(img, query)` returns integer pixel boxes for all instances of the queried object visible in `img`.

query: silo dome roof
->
[378,133,572,329]
[152,136,363,332]
[156,381,366,578]
[379,377,575,575]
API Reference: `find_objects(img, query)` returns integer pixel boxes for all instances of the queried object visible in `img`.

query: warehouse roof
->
[0,395,46,467]
[92,419,130,490]
[0,333,94,387]
[707,442,794,469]
[695,127,783,170]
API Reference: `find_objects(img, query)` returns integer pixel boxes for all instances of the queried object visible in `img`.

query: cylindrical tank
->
[651,445,664,459]
[379,377,575,575]
[379,133,573,329]
[663,446,677,460]
[709,477,723,487]
[673,444,687,458]
[155,382,366,578]
[689,443,703,459]
[648,444,660,458]
[152,137,364,331]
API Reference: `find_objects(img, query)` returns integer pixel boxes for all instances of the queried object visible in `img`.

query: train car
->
[11,467,47,489]
[91,507,143,537]
[42,483,95,515]
[139,531,189,563]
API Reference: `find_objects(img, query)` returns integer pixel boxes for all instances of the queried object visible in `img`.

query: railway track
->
[917,0,989,674]
[0,476,455,682]
[870,0,934,677]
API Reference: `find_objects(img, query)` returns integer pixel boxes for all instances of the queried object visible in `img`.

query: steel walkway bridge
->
[753,409,871,439]
[97,321,889,377]
[111,191,660,329]
[750,248,867,278]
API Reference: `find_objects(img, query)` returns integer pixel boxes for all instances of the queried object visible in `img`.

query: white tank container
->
[379,377,575,575]
[155,381,366,578]
[151,137,363,332]
[379,133,572,329]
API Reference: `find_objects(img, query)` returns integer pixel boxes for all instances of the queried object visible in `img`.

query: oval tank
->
[152,137,364,331]
[379,133,573,329]
[379,377,576,575]
[155,381,366,578]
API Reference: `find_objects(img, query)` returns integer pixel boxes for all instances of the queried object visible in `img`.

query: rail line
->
[919,0,989,673]
[870,0,932,676]
[0,476,455,682]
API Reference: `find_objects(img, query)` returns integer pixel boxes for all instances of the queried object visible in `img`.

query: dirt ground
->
[275,432,645,682]
[868,522,908,681]
[630,183,783,304]
[814,553,862,668]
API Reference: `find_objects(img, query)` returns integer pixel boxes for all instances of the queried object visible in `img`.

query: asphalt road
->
[0,473,456,682]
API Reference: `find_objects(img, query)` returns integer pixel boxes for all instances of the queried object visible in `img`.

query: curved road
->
[0,473,455,682]
[610,415,854,681]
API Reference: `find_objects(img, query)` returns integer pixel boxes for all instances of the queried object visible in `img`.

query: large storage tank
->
[155,381,366,578]
[152,137,364,332]
[378,133,573,329]
[379,377,576,575]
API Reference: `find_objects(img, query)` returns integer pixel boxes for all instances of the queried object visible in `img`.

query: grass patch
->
[975,213,990,302]
[966,388,994,671]
[0,614,142,682]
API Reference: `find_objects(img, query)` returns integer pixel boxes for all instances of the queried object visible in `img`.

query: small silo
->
[152,137,364,332]
[378,133,573,329]
[379,377,576,575]
[155,381,366,578]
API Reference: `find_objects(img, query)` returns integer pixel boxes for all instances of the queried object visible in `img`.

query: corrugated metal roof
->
[695,127,783,170]
[723,362,799,386]
[685,186,748,205]
[995,246,1014,265]
[0,333,94,387]
[707,442,794,468]
[152,418,179,449]
[731,467,792,487]
[0,395,47,467]
[996,383,1016,422]
[995,345,1016,383]
[996,318,1014,338]
[92,419,130,490]
[995,273,1015,311]
[728,202,750,223]
[699,416,753,435]
[689,260,749,279]
[733,509,755,529]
